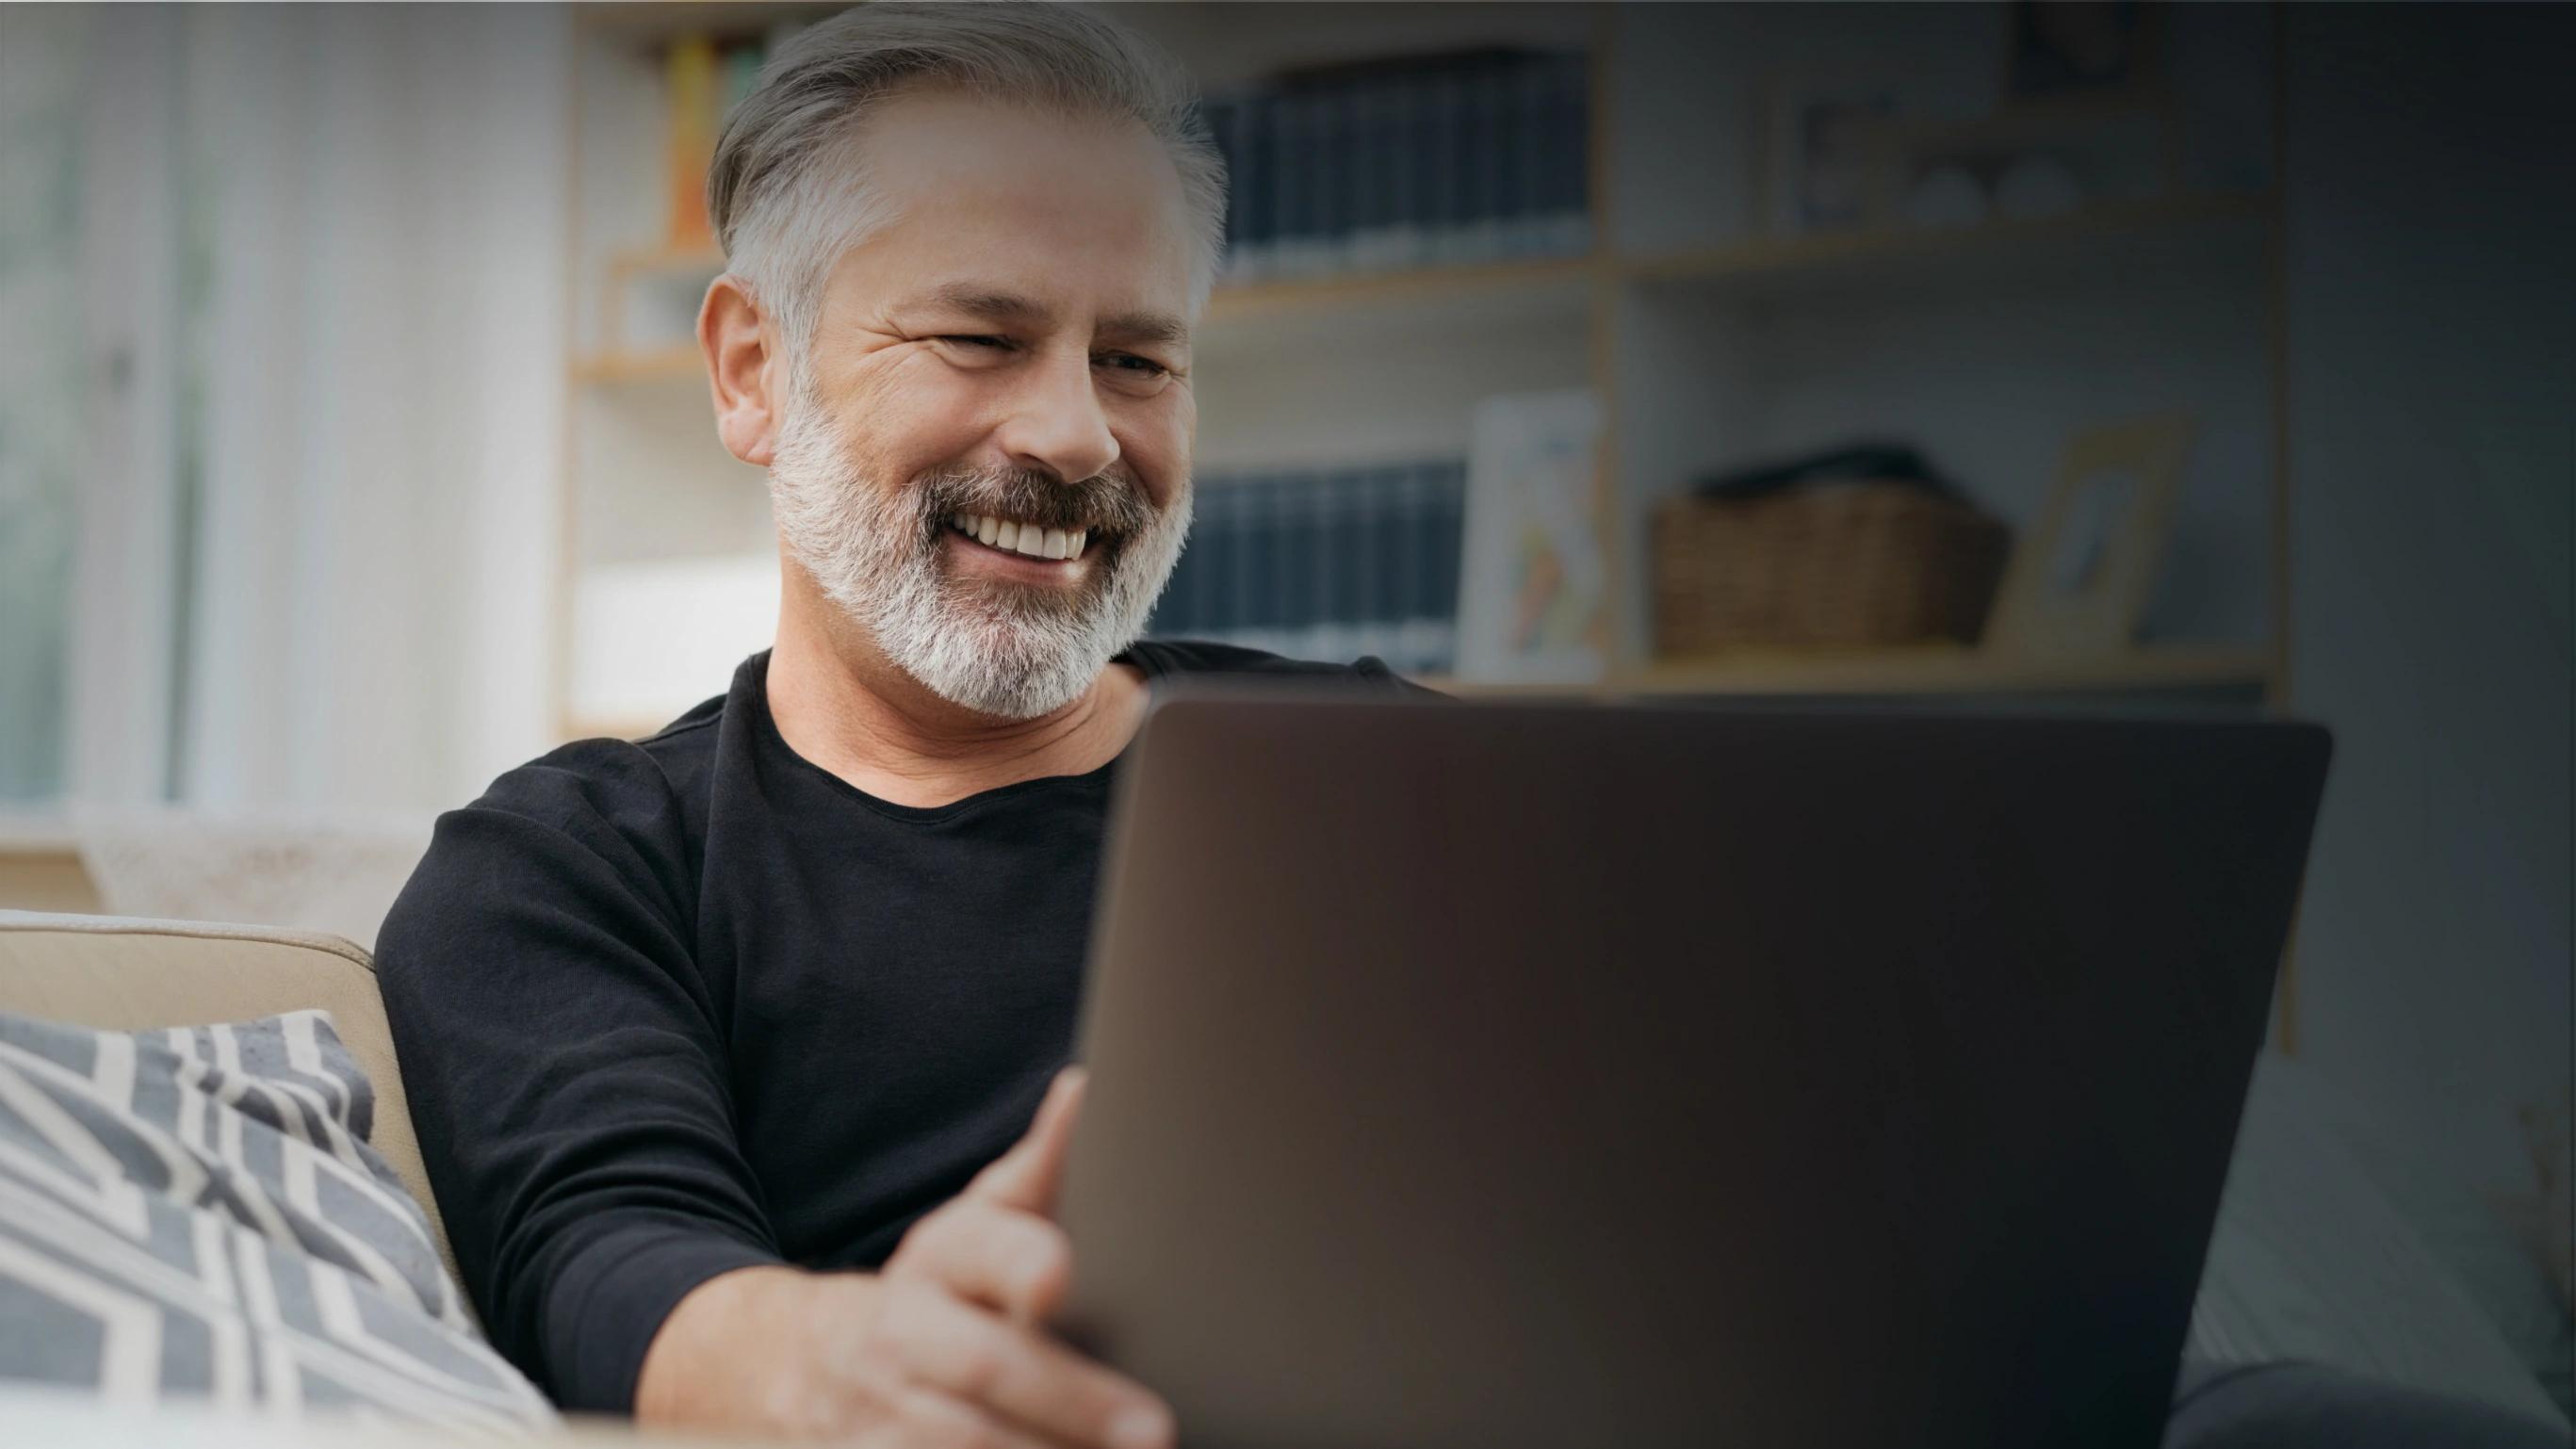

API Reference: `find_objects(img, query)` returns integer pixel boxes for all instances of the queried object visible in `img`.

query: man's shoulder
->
[422,691,731,894]
[383,711,721,968]
[1121,638,1441,694]
[483,706,717,830]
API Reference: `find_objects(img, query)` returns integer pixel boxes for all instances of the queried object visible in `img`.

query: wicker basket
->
[1649,481,2011,656]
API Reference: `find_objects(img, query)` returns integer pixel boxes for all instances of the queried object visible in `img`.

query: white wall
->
[2283,6,2573,1204]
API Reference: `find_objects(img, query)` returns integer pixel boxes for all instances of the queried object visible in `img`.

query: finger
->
[890,1199,1073,1325]
[879,1384,1056,1449]
[967,1067,1085,1215]
[890,1282,1173,1449]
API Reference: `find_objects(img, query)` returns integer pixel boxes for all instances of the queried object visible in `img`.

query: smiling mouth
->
[946,512,1095,562]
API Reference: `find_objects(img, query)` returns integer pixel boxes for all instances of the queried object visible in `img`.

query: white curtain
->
[79,5,573,812]
[0,8,90,803]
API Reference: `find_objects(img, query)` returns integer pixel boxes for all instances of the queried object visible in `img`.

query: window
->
[0,8,90,803]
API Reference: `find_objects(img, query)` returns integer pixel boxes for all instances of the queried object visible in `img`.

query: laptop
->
[1057,691,2331,1449]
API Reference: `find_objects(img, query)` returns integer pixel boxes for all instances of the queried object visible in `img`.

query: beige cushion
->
[0,910,455,1292]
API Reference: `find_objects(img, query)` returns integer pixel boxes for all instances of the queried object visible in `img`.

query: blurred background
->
[0,0,2568,1422]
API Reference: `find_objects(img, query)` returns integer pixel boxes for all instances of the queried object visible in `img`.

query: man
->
[378,6,1402,1444]
[380,7,2565,1448]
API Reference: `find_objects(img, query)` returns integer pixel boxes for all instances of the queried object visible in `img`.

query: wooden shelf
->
[572,194,2274,384]
[1204,252,1599,326]
[609,244,724,282]
[572,345,703,386]
[1619,190,2273,292]
[1606,645,2275,697]
[562,646,2272,738]
[1208,193,2272,325]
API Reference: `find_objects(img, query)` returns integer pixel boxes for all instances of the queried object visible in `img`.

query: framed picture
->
[2006,0,2155,100]
[1983,415,2194,659]
[1455,389,1608,685]
[1758,73,1899,236]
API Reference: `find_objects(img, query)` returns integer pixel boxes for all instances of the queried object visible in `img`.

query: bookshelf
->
[559,2,2291,736]
[1617,643,2273,699]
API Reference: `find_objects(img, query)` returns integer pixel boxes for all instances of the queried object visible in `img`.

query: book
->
[1387,463,1437,673]
[1318,87,1356,275]
[1272,469,1312,648]
[1345,81,1392,272]
[1549,53,1594,254]
[1459,61,1512,265]
[1429,458,1467,671]
[1419,68,1466,269]
[1193,94,1227,275]
[1197,481,1237,638]
[665,35,722,247]
[1268,94,1313,278]
[1200,50,1592,285]
[1151,496,1204,636]
[1232,94,1275,282]
[1504,56,1548,256]
[1147,462,1475,667]
[1312,469,1354,660]
[1237,473,1276,642]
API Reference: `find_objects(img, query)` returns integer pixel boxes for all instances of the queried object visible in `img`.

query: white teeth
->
[956,513,1085,562]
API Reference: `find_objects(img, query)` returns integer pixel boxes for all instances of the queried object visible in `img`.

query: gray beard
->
[766,395,1190,720]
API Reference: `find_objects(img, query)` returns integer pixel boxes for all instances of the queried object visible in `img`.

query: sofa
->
[0,909,588,1438]
[0,910,454,1282]
[3,909,2565,1446]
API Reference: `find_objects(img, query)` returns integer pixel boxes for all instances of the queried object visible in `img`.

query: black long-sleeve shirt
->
[374,643,1412,1412]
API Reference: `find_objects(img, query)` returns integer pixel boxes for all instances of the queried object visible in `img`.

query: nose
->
[994,347,1121,486]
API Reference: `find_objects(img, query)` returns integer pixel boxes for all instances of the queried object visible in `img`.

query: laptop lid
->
[1060,693,2330,1449]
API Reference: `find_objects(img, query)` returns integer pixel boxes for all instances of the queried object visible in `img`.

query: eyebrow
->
[908,281,1190,349]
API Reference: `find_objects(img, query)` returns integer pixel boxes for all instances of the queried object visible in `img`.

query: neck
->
[766,557,1148,808]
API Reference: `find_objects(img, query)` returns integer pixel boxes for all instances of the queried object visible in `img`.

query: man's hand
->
[637,1070,1173,1447]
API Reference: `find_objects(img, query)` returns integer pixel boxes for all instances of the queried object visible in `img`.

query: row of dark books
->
[1149,462,1467,676]
[1203,49,1591,283]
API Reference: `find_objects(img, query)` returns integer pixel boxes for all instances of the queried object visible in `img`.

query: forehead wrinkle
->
[1098,309,1190,348]
[896,281,1187,348]
[909,281,1054,328]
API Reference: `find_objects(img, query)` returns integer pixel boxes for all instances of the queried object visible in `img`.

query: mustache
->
[915,464,1161,540]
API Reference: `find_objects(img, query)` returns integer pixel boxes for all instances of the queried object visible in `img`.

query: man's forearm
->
[636,1263,887,1433]
[631,1075,1171,1449]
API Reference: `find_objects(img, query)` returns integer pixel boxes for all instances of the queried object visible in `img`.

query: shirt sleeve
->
[374,743,783,1413]
[1349,654,1453,698]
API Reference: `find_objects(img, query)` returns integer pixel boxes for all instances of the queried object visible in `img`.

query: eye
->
[941,334,1012,351]
[1096,351,1171,379]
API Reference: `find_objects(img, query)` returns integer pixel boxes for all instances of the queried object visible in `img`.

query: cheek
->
[836,350,997,471]
[1119,392,1195,506]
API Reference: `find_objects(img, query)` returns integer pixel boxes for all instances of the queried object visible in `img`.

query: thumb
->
[967,1066,1085,1216]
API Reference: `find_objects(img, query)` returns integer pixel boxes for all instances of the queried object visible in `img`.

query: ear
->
[701,273,783,467]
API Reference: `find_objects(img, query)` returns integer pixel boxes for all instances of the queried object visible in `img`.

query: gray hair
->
[709,2,1226,362]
